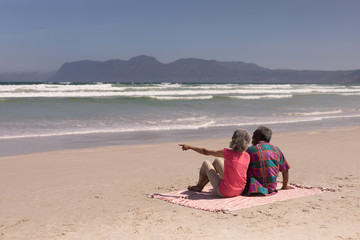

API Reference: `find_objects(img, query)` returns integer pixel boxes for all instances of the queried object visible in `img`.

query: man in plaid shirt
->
[245,126,293,195]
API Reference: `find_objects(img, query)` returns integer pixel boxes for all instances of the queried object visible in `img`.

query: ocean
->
[1,82,359,156]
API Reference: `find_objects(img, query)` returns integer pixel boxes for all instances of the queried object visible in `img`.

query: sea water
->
[0,82,359,156]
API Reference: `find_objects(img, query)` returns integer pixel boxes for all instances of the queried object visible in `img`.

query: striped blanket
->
[150,183,334,213]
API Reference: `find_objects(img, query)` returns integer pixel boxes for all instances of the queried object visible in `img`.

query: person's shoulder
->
[248,142,277,151]
[268,143,281,151]
[246,145,257,153]
[224,148,240,154]
[265,143,284,154]
[242,151,251,158]
[264,142,275,147]
[223,148,231,155]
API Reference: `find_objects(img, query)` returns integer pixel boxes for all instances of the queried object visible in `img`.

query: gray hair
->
[229,129,251,152]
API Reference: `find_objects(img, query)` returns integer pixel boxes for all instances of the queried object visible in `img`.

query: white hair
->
[229,129,251,152]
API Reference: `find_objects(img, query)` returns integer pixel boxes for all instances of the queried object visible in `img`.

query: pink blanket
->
[150,183,334,212]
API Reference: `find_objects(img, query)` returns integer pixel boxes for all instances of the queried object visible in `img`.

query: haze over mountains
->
[1,55,360,83]
[0,72,55,83]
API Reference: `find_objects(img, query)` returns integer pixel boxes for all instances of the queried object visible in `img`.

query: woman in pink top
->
[179,129,251,198]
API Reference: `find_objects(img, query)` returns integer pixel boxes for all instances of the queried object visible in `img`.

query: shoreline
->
[1,125,360,239]
[1,122,360,157]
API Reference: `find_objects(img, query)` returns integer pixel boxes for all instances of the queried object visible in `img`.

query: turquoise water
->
[0,82,359,156]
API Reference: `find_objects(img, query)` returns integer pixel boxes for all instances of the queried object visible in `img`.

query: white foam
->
[240,84,292,89]
[0,122,215,140]
[0,88,327,98]
[321,114,360,119]
[340,93,360,96]
[289,110,343,116]
[1,83,360,98]
[230,94,293,99]
[150,95,213,100]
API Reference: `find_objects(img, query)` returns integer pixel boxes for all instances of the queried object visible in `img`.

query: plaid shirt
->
[246,141,290,195]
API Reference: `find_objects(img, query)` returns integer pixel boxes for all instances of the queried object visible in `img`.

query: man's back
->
[246,141,290,195]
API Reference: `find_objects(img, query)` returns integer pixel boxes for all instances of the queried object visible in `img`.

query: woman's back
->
[219,148,250,197]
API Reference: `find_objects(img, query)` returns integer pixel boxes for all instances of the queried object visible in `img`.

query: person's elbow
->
[203,149,210,155]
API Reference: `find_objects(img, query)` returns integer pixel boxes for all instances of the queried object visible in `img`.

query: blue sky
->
[1,0,360,72]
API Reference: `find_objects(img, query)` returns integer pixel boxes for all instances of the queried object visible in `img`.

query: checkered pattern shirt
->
[246,141,290,195]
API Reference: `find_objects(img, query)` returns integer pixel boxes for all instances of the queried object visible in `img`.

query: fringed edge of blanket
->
[287,182,336,192]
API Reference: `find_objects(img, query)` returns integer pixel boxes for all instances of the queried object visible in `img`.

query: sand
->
[0,127,359,240]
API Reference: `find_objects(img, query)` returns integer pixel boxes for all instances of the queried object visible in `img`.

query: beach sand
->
[0,127,359,240]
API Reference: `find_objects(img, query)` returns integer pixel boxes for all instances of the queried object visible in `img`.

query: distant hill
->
[50,55,359,84]
[345,69,360,83]
[2,56,360,83]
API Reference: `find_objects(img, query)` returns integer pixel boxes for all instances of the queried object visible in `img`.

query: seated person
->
[246,126,292,195]
[179,129,251,198]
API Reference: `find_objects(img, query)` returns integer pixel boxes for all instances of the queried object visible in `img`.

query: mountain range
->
[2,55,360,83]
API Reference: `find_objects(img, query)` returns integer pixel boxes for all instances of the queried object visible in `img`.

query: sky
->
[1,0,360,72]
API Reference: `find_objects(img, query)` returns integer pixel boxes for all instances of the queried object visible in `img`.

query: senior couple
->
[179,126,292,198]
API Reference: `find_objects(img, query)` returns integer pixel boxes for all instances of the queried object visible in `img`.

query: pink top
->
[218,148,250,197]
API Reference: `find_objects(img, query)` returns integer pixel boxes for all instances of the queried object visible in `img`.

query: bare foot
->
[187,185,203,192]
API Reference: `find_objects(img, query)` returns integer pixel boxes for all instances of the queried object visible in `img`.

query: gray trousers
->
[199,158,224,197]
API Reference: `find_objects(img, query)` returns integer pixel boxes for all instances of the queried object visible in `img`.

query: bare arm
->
[281,170,294,190]
[179,144,223,158]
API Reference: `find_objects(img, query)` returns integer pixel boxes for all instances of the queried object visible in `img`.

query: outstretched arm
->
[179,144,223,158]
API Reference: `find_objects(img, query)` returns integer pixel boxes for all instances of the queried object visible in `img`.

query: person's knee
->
[202,160,212,169]
[212,158,222,165]
[212,158,224,169]
[212,158,224,178]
